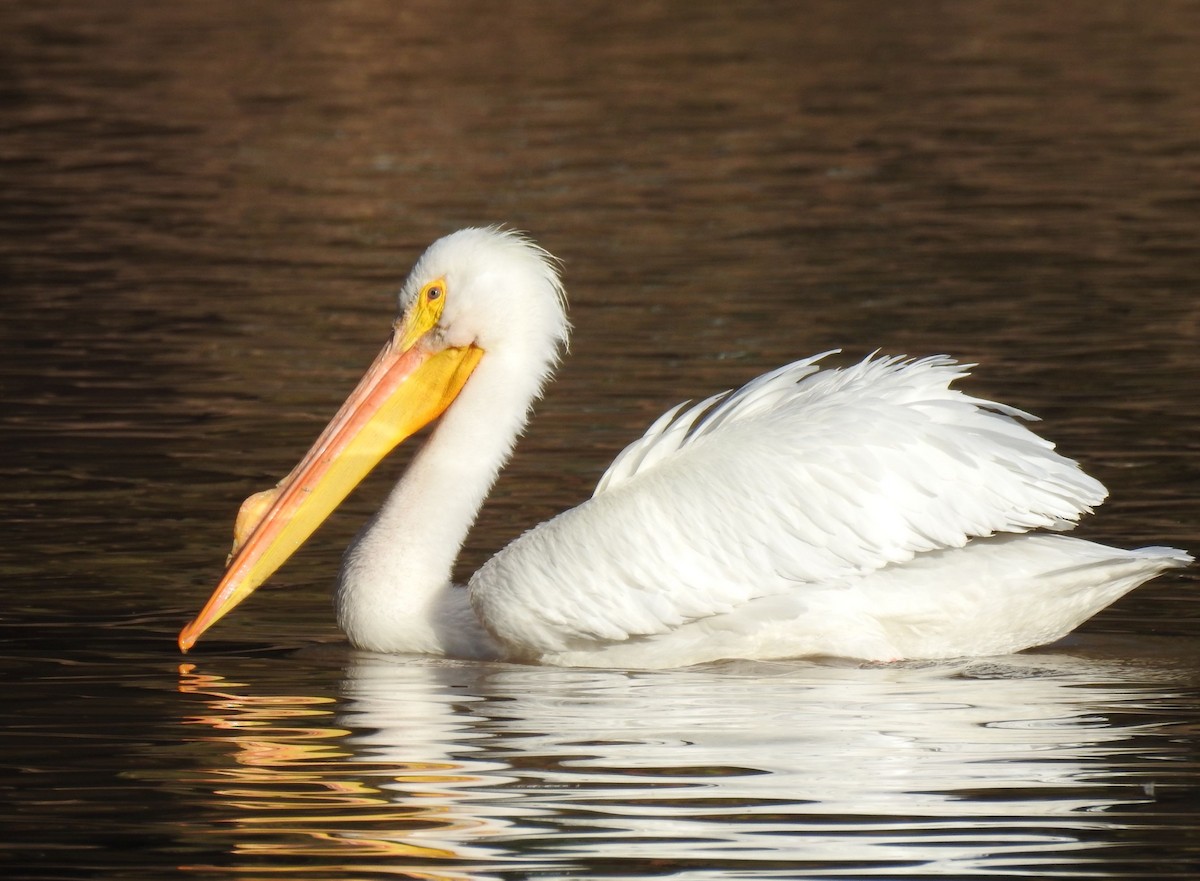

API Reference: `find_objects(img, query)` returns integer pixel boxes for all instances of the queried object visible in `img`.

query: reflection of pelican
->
[339,650,1197,871]
[178,228,1190,665]
[171,647,1200,877]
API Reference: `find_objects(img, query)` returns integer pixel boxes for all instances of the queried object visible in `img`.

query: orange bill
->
[178,306,482,652]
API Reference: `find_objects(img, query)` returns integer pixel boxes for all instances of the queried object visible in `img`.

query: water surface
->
[2,1,1199,878]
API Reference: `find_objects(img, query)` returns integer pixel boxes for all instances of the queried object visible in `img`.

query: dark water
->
[3,1,1200,878]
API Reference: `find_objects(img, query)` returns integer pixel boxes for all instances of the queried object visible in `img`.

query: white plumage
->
[179,227,1191,666]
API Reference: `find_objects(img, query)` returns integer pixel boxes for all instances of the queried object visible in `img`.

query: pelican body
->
[178,228,1190,666]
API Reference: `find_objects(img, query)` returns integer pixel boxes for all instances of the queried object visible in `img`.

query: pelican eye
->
[426,285,442,301]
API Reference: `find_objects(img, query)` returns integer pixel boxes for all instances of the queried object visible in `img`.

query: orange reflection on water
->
[176,664,498,879]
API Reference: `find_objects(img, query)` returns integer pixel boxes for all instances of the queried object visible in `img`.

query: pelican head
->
[178,227,569,651]
[401,227,568,355]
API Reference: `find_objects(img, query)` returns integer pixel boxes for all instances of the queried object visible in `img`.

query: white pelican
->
[178,228,1191,666]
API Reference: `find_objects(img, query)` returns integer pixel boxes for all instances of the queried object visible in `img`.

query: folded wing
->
[471,353,1108,655]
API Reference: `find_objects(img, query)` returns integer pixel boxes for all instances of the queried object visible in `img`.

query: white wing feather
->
[470,353,1108,657]
[595,352,833,495]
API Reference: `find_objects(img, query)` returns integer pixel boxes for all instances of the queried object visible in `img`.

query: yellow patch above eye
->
[396,277,447,350]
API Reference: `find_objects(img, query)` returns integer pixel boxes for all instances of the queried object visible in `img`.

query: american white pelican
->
[178,228,1191,666]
